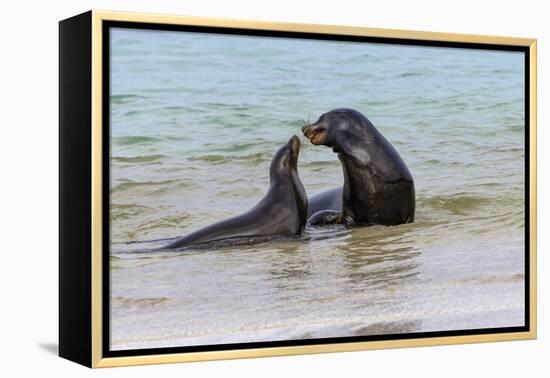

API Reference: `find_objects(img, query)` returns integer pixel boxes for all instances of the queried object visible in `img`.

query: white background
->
[1,0,547,376]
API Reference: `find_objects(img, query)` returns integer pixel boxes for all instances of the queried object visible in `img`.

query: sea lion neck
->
[335,137,374,167]
[269,166,293,184]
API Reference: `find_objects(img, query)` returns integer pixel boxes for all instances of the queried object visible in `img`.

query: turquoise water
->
[109,28,525,350]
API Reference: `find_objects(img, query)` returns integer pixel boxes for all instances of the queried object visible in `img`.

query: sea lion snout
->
[288,135,300,152]
[302,123,327,145]
[301,122,316,137]
[287,135,301,162]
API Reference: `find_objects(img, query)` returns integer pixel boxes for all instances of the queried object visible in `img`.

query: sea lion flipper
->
[307,210,342,227]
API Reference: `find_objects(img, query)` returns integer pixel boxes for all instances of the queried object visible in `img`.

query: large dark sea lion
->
[163,135,308,249]
[302,108,415,226]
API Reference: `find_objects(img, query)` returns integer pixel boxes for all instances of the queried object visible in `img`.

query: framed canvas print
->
[59,10,537,368]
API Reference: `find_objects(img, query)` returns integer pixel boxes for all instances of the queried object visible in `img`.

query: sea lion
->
[302,108,415,226]
[163,135,308,249]
[308,187,342,217]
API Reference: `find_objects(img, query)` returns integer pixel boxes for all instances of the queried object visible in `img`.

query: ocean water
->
[109,28,526,350]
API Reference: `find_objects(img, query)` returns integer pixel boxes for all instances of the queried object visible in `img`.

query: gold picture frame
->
[59,9,537,368]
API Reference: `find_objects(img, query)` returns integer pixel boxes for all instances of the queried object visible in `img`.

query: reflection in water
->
[342,225,421,289]
[267,246,313,283]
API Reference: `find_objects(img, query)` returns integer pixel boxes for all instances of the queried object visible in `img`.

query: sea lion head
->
[270,135,301,180]
[302,108,368,153]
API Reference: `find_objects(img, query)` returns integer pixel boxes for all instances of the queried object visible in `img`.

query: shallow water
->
[109,28,525,350]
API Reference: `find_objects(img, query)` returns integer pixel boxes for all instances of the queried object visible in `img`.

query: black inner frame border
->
[102,20,531,358]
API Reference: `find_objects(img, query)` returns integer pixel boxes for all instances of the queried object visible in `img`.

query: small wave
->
[474,146,523,156]
[188,152,270,164]
[113,38,142,45]
[425,159,441,165]
[410,98,441,106]
[235,113,253,119]
[159,105,185,111]
[211,141,267,153]
[474,101,514,111]
[188,155,224,163]
[449,273,524,287]
[111,204,154,220]
[469,210,525,232]
[134,214,190,234]
[112,296,170,308]
[339,53,374,64]
[118,236,180,246]
[123,110,143,117]
[397,72,422,78]
[505,125,524,133]
[111,94,145,104]
[491,68,516,74]
[424,194,487,215]
[113,136,161,145]
[110,179,181,194]
[112,154,165,163]
[302,160,341,169]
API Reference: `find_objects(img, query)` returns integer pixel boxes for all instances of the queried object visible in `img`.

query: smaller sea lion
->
[163,135,308,249]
